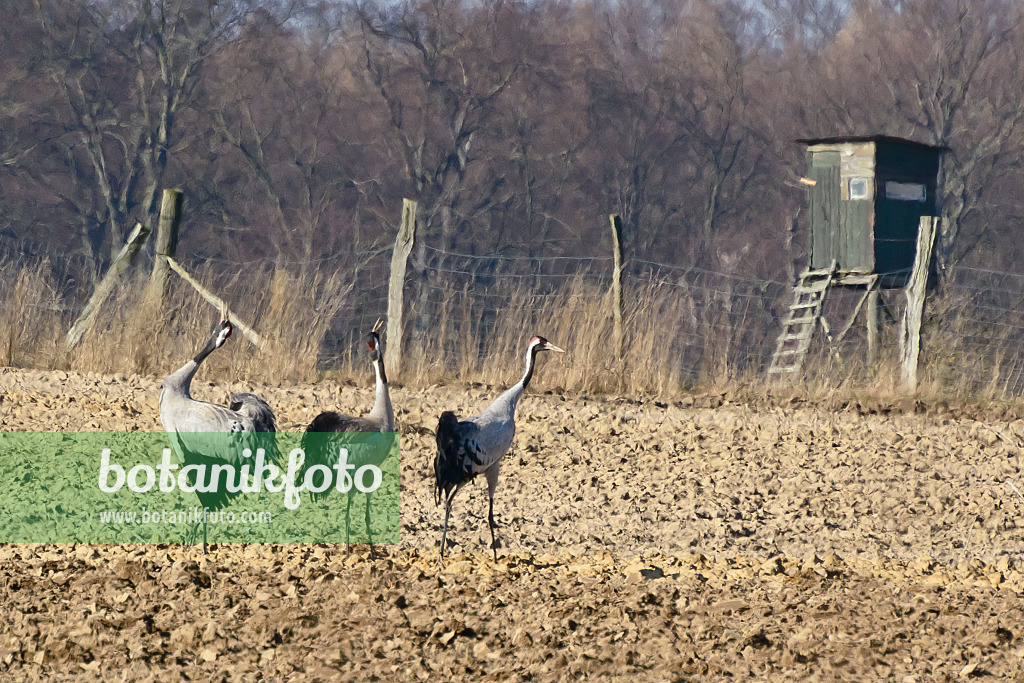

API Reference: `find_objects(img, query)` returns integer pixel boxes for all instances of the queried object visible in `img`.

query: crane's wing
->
[463,412,516,470]
[165,400,246,433]
[162,396,282,509]
[166,428,259,511]
[300,411,394,502]
[305,410,380,434]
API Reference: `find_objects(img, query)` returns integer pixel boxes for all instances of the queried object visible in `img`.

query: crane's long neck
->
[366,357,394,430]
[162,334,220,400]
[519,343,539,390]
[490,344,538,419]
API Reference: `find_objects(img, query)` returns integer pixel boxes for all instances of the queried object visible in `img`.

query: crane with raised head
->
[300,318,395,557]
[434,335,564,561]
[158,315,279,553]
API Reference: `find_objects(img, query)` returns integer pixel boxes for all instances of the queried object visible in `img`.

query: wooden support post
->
[866,286,879,366]
[65,222,151,349]
[610,214,625,360]
[899,216,938,392]
[836,276,877,346]
[386,199,417,380]
[163,256,267,352]
[148,189,183,305]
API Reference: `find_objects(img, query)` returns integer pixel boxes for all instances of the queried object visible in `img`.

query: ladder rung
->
[778,336,814,350]
[786,313,819,325]
[770,265,834,378]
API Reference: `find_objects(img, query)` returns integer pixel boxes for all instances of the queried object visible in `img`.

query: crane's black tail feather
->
[229,392,282,465]
[229,392,277,430]
[434,411,466,506]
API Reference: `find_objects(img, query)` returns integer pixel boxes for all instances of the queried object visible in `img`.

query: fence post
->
[866,286,879,366]
[387,199,417,380]
[610,214,625,360]
[899,216,938,392]
[148,189,183,307]
[864,288,880,366]
[64,222,152,349]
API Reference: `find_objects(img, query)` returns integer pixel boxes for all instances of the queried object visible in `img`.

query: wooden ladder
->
[768,262,837,378]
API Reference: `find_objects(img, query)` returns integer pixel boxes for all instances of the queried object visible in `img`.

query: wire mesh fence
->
[5,233,1024,397]
[921,267,1024,396]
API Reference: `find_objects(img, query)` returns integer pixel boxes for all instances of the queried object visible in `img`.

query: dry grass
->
[0,257,352,385]
[1,259,65,369]
[2,255,1023,403]
[398,275,702,395]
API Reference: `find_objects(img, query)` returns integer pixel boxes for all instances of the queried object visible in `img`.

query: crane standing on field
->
[159,316,279,554]
[434,335,564,561]
[301,319,395,557]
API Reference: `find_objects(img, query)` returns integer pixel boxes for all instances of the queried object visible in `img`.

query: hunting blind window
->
[849,177,870,200]
[886,181,926,202]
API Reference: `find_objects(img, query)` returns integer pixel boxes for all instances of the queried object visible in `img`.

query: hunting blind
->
[798,135,946,285]
[769,135,947,378]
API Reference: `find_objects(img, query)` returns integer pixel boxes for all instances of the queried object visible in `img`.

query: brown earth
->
[2,367,1024,681]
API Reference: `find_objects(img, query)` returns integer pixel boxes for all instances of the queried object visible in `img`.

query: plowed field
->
[2,368,1024,681]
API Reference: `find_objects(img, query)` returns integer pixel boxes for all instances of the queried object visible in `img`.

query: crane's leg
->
[484,463,501,561]
[344,492,353,559]
[440,485,462,563]
[183,518,200,550]
[364,492,376,560]
[440,499,453,562]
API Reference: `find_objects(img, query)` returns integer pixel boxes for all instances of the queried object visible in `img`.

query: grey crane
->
[434,335,564,561]
[158,317,280,553]
[300,319,395,556]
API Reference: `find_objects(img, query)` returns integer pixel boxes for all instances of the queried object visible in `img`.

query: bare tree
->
[812,0,1024,276]
[18,0,260,273]
[755,0,848,52]
[205,12,373,262]
[582,0,769,266]
[355,0,527,247]
[3,0,1024,289]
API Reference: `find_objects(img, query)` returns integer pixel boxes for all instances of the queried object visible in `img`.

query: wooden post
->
[65,222,152,349]
[386,199,417,380]
[610,214,625,360]
[148,189,183,305]
[164,256,267,352]
[899,216,938,392]
[866,286,879,366]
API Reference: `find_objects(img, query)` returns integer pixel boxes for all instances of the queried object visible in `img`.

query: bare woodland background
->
[3,0,1024,398]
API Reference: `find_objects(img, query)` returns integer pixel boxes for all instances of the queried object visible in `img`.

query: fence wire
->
[6,235,1024,396]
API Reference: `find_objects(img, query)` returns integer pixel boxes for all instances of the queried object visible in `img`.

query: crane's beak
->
[543,342,565,353]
